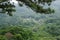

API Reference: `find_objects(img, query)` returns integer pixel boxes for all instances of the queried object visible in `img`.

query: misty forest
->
[0,0,60,40]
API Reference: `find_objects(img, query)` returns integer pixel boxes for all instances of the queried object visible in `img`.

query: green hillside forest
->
[0,0,60,40]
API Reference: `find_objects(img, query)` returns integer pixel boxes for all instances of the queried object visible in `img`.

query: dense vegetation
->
[0,0,60,40]
[0,18,60,40]
[0,26,35,40]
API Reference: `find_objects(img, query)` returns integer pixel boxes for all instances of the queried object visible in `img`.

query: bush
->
[0,26,34,40]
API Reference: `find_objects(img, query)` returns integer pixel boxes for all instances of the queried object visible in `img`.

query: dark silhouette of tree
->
[17,0,55,13]
[0,0,15,16]
[0,0,55,16]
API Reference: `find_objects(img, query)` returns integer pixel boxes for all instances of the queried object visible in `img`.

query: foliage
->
[0,18,60,40]
[17,0,55,13]
[0,0,55,16]
[43,19,60,35]
[0,26,35,40]
[0,0,15,16]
